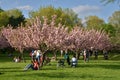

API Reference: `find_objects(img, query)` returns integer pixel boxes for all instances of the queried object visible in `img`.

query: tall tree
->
[0,12,9,27]
[0,32,10,49]
[109,11,120,30]
[85,16,105,30]
[6,9,26,28]
[29,6,82,29]
[108,11,120,48]
[101,24,116,37]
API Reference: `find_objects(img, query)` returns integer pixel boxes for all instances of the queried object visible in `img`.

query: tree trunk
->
[41,52,46,67]
[20,48,26,63]
[21,52,26,63]
[61,50,63,57]
[76,52,80,60]
[54,51,57,60]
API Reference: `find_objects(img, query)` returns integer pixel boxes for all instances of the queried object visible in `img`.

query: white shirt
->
[72,57,77,62]
[83,50,86,56]
[36,51,40,57]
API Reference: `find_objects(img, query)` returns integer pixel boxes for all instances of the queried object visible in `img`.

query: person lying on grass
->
[24,59,39,71]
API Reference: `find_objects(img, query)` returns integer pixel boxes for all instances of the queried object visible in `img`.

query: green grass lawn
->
[0,54,120,80]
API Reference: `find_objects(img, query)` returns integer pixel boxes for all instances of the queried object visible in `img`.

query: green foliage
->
[85,16,105,30]
[111,32,120,47]
[0,8,26,28]
[101,24,116,37]
[6,9,26,28]
[109,11,120,31]
[108,11,120,47]
[29,6,82,29]
[0,12,9,27]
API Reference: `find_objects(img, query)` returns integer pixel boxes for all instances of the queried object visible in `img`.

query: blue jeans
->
[24,64,34,70]
[36,56,40,64]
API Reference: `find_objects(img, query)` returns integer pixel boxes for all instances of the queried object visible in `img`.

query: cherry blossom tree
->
[60,26,111,59]
[0,32,10,49]
[1,18,43,62]
[1,15,111,62]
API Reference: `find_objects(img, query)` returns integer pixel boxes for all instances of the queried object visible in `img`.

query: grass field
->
[0,53,120,80]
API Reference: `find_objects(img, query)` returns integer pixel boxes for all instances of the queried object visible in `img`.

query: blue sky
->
[0,0,119,22]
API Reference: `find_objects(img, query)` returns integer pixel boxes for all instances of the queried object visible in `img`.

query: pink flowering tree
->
[1,15,111,62]
[61,26,111,59]
[1,18,43,62]
[0,32,10,49]
[40,15,68,59]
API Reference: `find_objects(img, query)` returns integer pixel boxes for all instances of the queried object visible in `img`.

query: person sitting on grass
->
[71,55,77,67]
[13,56,21,63]
[24,59,39,71]
[57,59,65,67]
[44,56,51,65]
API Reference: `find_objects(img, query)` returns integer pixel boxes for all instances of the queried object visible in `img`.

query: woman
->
[24,59,39,71]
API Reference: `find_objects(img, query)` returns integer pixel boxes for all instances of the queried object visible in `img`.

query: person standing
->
[103,50,108,60]
[83,49,87,63]
[36,50,41,65]
[86,50,90,62]
[64,50,70,65]
[94,50,98,59]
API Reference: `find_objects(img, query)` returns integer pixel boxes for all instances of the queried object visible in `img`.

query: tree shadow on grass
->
[41,67,57,71]
[15,71,114,79]
[0,72,4,75]
[0,70,23,73]
[78,63,120,70]
[0,67,23,73]
[0,67,21,69]
[110,54,120,60]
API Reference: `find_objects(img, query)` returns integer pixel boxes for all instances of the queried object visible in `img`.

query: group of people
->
[23,48,108,71]
[24,50,42,71]
[83,48,99,63]
[13,56,21,63]
[57,49,96,67]
[59,48,98,67]
[24,49,51,71]
[29,50,42,64]
[57,53,78,68]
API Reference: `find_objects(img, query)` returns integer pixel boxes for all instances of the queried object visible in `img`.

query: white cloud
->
[72,5,102,24]
[17,5,33,11]
[72,5,101,14]
[72,5,101,17]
